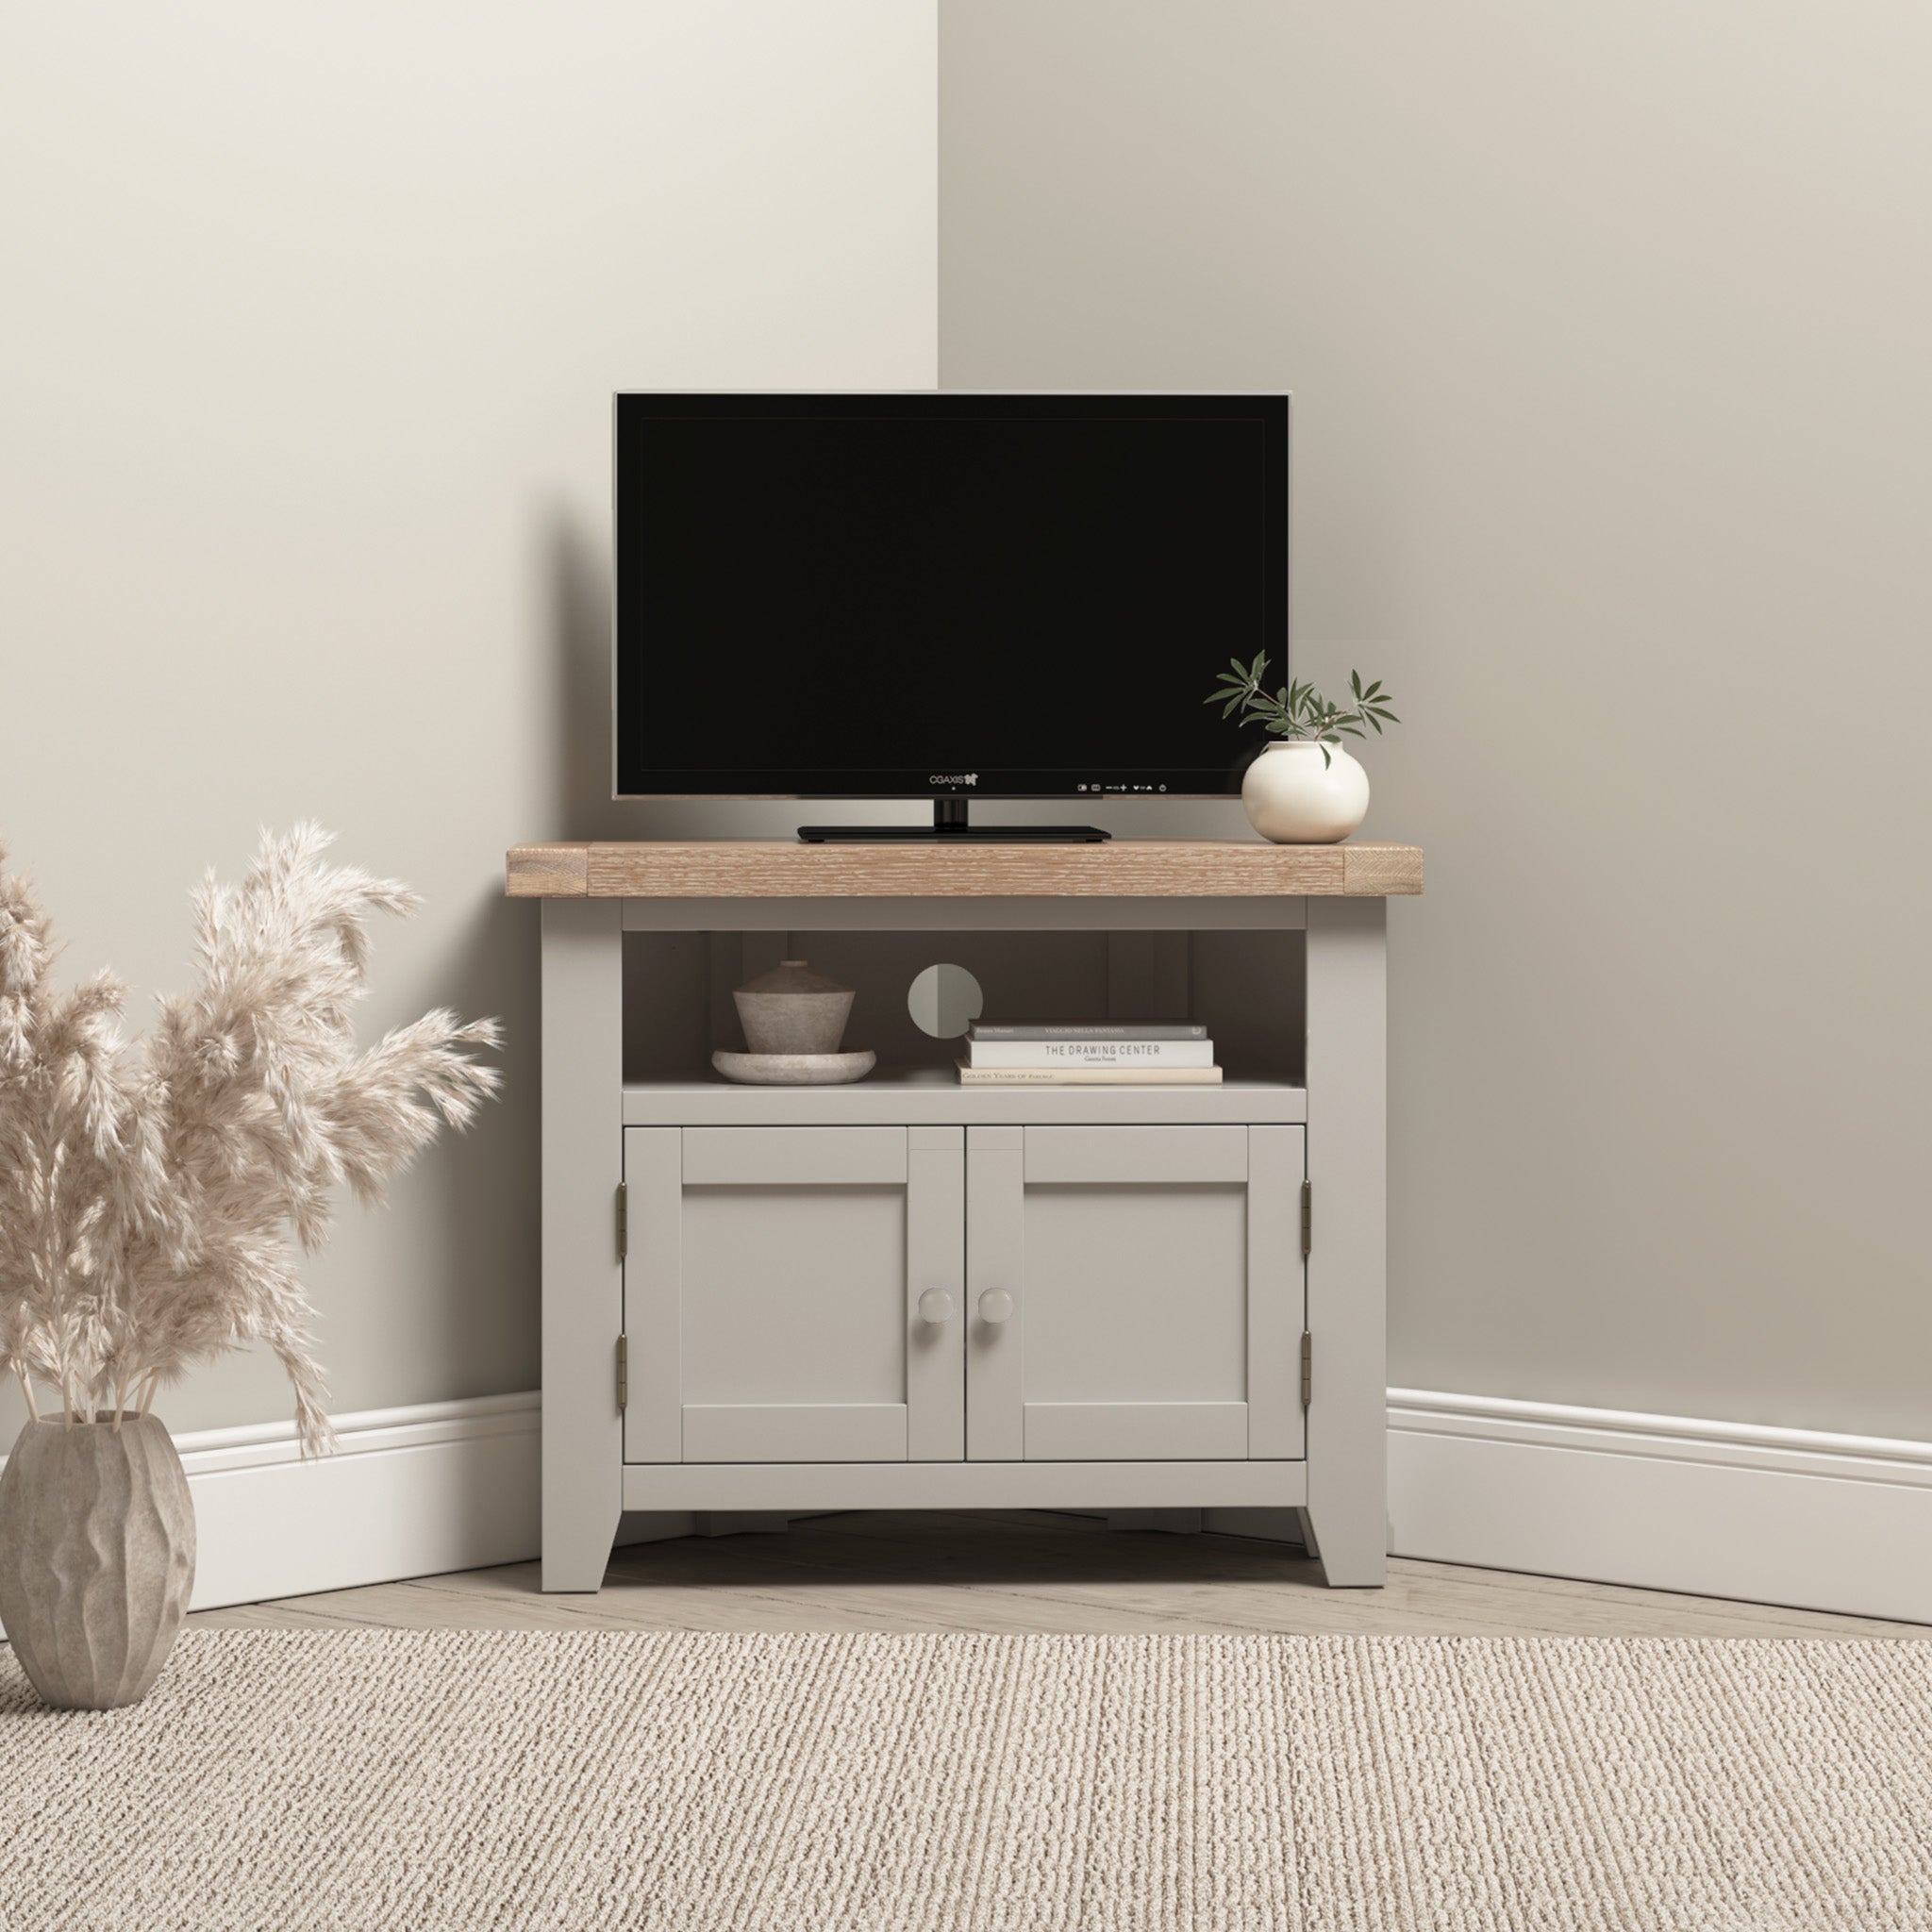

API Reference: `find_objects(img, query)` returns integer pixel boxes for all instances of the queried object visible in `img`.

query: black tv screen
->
[613,392,1289,800]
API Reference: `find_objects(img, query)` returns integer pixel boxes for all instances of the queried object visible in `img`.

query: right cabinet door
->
[965,1124,1306,1462]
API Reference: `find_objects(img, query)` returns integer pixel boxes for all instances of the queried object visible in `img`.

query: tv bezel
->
[610,391,1291,803]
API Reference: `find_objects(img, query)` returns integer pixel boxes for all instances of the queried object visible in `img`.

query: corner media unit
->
[507,838,1423,1591]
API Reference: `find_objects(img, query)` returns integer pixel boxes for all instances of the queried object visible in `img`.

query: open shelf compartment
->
[622,923,1307,1124]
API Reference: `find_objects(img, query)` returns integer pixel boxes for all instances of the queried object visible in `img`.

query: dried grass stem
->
[0,825,501,1455]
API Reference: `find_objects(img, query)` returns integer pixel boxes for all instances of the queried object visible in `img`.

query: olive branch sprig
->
[1205,655,1400,768]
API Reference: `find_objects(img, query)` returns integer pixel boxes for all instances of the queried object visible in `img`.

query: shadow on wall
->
[551,510,635,842]
[433,886,541,1402]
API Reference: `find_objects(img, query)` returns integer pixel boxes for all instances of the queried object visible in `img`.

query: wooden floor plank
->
[189,1511,1930,1641]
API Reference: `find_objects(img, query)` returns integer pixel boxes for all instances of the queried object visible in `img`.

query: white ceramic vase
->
[1241,740,1371,844]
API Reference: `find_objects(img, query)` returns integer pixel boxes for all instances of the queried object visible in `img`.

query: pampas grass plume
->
[0,827,502,1453]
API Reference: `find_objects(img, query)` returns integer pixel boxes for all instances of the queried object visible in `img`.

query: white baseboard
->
[175,1391,542,1611]
[1389,1388,1932,1626]
[0,1391,543,1632]
[8,1386,1927,1627]
[0,1392,739,1622]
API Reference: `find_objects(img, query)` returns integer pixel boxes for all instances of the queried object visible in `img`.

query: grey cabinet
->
[624,1125,965,1464]
[965,1125,1306,1462]
[625,1121,1304,1469]
[527,858,1410,1591]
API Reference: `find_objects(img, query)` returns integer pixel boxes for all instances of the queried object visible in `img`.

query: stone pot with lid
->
[733,959,856,1055]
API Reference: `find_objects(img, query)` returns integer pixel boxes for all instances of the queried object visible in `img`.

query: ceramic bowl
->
[711,1049,875,1087]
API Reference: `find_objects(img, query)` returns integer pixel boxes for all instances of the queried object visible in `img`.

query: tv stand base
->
[799,798,1110,843]
[799,824,1109,843]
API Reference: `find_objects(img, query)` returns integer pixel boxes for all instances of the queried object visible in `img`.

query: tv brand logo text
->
[928,773,978,787]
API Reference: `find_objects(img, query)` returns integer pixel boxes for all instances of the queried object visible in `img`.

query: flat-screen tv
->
[613,391,1289,841]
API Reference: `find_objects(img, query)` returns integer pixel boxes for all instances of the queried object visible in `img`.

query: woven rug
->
[4,1629,1930,1930]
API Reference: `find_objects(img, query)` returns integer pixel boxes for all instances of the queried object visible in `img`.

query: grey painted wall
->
[8,0,1927,1454]
[941,1,1932,1436]
[0,2,937,1438]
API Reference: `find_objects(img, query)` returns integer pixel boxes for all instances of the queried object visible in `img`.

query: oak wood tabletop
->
[505,839,1423,900]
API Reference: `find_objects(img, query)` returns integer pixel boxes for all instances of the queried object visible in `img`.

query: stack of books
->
[957,1021,1222,1086]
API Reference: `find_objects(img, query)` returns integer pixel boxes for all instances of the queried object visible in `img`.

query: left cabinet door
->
[623,1125,965,1464]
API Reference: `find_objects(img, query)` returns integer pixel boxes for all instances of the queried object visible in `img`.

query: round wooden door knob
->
[977,1289,1015,1325]
[917,1290,955,1325]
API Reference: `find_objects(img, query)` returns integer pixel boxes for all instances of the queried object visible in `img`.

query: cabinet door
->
[624,1125,963,1464]
[965,1125,1304,1461]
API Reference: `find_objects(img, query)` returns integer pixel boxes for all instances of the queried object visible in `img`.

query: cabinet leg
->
[540,900,625,1597]
[542,1507,619,1593]
[1300,1501,1386,1588]
[1304,896,1389,1592]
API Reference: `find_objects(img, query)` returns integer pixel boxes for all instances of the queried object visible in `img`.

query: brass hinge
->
[617,1182,628,1260]
[1300,1180,1311,1258]
[617,1333,629,1411]
[1300,1331,1312,1408]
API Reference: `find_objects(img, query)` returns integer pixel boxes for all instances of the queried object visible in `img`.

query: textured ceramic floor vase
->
[1241,741,1372,843]
[733,959,855,1054]
[0,1413,196,1708]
